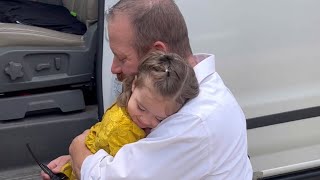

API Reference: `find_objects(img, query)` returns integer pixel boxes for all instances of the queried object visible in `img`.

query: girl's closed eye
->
[155,116,165,122]
[137,104,146,111]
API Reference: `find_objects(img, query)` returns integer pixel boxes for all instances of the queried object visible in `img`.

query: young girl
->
[61,51,199,179]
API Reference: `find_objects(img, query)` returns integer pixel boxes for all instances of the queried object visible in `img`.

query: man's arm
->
[78,114,211,179]
[70,111,251,180]
[69,130,92,178]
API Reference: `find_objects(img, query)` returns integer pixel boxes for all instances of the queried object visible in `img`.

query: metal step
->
[0,165,41,180]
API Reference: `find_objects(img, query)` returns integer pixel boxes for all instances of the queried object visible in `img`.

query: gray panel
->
[0,105,97,171]
[0,89,85,121]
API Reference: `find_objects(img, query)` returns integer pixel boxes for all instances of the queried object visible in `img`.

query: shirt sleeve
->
[81,113,211,180]
[81,109,252,180]
[107,120,145,156]
[86,105,145,156]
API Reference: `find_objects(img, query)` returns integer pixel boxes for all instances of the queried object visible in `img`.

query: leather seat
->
[0,0,97,47]
[0,23,84,47]
[0,0,98,93]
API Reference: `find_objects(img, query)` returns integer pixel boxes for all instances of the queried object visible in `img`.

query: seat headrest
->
[62,0,98,27]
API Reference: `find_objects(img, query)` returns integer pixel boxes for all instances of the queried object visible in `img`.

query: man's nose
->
[111,59,121,74]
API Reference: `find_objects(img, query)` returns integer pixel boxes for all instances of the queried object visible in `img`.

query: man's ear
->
[152,41,168,52]
[131,75,137,92]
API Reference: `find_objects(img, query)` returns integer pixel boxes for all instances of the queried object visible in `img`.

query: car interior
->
[0,0,98,120]
[0,0,100,178]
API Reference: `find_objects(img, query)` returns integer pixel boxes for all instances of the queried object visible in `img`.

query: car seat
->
[0,0,98,120]
[0,0,98,93]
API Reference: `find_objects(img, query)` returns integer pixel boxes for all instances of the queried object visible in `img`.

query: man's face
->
[108,14,140,81]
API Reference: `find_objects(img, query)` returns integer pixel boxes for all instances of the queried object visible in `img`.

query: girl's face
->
[127,80,180,129]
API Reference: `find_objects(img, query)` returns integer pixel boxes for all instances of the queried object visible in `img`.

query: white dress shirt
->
[81,54,253,180]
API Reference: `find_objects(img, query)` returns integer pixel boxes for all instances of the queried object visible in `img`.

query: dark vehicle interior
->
[0,0,103,178]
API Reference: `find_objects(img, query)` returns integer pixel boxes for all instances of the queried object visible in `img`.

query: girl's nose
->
[151,119,159,128]
[142,116,158,128]
[139,115,152,127]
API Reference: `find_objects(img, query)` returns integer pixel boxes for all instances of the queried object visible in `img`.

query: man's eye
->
[119,58,126,63]
[118,59,124,64]
[115,57,125,64]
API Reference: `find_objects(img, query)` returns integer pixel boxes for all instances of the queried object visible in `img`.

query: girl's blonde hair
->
[117,51,199,107]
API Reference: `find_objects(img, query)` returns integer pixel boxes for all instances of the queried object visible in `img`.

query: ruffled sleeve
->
[85,103,146,156]
[108,116,146,156]
[85,104,116,154]
[85,121,104,154]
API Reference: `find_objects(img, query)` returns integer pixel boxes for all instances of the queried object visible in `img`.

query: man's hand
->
[40,155,71,180]
[69,130,93,178]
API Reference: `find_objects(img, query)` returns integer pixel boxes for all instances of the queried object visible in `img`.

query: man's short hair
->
[107,0,193,59]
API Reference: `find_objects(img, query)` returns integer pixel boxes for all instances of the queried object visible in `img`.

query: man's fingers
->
[46,162,58,172]
[40,171,50,180]
[46,161,61,174]
[41,159,59,179]
[40,155,71,179]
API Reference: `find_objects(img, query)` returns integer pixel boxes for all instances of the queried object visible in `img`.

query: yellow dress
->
[61,103,146,179]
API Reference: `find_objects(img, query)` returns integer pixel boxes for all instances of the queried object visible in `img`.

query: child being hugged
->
[61,51,199,179]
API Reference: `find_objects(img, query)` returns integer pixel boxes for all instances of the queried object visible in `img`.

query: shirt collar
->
[193,53,216,83]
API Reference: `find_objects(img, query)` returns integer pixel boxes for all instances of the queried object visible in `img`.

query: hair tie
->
[165,68,170,77]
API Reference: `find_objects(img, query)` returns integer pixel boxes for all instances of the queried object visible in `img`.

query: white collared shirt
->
[81,54,253,180]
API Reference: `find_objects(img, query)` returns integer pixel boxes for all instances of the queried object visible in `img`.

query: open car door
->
[162,1,320,180]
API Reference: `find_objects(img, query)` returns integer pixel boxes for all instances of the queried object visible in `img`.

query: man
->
[42,0,253,179]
